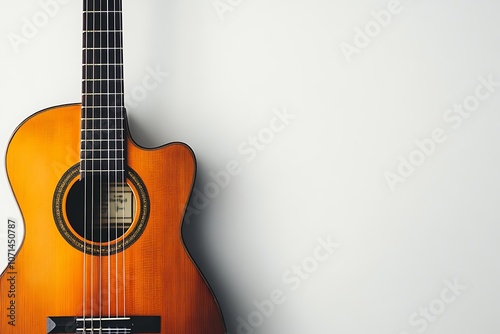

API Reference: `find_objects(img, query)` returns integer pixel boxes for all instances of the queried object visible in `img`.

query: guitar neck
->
[81,0,126,181]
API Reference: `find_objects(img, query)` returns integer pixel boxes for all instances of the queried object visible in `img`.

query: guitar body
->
[0,104,225,333]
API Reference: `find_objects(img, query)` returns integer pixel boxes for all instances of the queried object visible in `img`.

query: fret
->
[83,33,121,48]
[81,148,125,151]
[82,80,124,95]
[83,47,122,62]
[83,78,123,82]
[83,0,122,11]
[83,63,124,67]
[81,139,124,142]
[81,118,123,130]
[80,167,125,171]
[81,107,124,117]
[81,131,123,135]
[82,64,123,80]
[81,154,124,160]
[81,160,124,170]
[84,11,122,13]
[81,117,124,120]
[82,92,124,95]
[81,147,124,151]
[81,127,124,134]
[84,30,123,32]
[82,94,124,107]
[81,156,125,161]
[81,128,123,134]
[83,31,122,37]
[82,93,124,99]
[83,13,121,31]
[81,170,125,174]
[83,47,122,50]
[83,82,123,94]
[81,164,125,173]
[81,130,123,140]
[81,140,123,150]
[82,105,124,108]
[81,105,125,113]
[81,161,124,168]
[83,107,122,112]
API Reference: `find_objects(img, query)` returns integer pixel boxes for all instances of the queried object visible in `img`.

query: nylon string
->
[83,1,128,331]
[82,1,88,332]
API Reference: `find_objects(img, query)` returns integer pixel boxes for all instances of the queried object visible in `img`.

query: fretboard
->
[81,0,125,180]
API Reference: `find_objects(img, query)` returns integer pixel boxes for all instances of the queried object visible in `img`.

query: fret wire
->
[82,79,123,82]
[83,64,124,66]
[82,170,126,173]
[80,139,124,141]
[82,93,123,95]
[81,107,125,109]
[76,317,132,321]
[84,30,123,32]
[81,147,124,149]
[81,117,123,119]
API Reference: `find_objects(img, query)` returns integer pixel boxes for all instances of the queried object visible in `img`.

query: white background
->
[1,0,500,333]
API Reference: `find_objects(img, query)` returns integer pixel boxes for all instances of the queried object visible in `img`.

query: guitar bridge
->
[47,316,161,333]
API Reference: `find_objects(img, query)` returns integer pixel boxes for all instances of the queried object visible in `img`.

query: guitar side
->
[0,104,225,333]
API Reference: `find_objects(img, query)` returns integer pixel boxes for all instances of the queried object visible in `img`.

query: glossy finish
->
[0,104,225,333]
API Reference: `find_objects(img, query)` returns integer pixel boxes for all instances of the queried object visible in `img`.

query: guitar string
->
[106,0,111,320]
[113,1,119,317]
[82,0,88,331]
[96,0,105,328]
[97,0,102,322]
[116,0,126,319]
[110,0,122,320]
[100,0,106,328]
[89,0,95,330]
[119,0,127,319]
[83,1,128,329]
[111,0,118,320]
[114,0,119,318]
[88,0,96,330]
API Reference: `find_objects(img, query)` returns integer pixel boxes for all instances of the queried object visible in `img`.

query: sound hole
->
[66,179,136,243]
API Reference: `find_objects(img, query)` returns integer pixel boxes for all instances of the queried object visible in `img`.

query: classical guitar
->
[0,1,225,333]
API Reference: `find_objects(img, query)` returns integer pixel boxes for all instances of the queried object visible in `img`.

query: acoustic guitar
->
[0,1,225,333]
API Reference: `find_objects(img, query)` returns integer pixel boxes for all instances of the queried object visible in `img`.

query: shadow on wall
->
[127,113,243,334]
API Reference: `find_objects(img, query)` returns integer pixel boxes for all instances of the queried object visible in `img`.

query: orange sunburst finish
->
[0,104,225,333]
